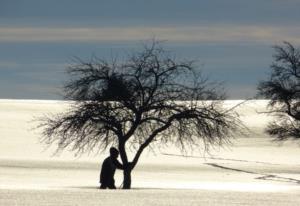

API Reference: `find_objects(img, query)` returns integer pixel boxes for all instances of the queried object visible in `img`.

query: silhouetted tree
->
[258,42,300,140]
[40,41,241,189]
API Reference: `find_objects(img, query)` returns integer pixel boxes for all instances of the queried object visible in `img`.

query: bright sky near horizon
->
[0,0,300,99]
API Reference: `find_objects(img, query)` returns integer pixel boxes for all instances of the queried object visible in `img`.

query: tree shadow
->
[205,163,300,185]
[205,163,257,174]
[256,175,300,184]
[163,153,279,165]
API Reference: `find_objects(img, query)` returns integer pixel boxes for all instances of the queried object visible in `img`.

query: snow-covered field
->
[0,99,300,205]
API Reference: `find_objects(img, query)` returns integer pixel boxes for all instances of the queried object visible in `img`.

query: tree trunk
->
[122,166,132,189]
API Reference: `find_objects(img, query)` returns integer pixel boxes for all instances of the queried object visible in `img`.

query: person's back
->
[100,156,117,186]
[99,147,123,189]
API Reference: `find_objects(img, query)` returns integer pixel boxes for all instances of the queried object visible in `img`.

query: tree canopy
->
[40,41,241,189]
[258,41,300,140]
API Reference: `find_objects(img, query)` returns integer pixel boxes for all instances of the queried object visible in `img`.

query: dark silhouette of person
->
[99,147,123,189]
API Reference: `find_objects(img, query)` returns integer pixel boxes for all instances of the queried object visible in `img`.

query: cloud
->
[0,26,300,44]
[0,61,20,68]
[226,84,257,100]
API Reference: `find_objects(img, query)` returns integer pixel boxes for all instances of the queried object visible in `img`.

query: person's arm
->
[112,158,123,169]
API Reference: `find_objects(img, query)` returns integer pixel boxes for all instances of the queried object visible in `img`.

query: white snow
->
[0,99,300,205]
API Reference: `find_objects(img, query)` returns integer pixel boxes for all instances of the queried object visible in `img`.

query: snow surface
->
[0,99,300,205]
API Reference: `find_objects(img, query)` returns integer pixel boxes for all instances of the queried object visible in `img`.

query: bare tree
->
[40,41,241,189]
[258,41,300,140]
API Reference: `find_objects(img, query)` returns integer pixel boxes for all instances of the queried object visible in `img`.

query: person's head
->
[109,147,119,158]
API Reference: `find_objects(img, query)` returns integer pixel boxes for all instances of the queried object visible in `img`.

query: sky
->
[0,0,300,99]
